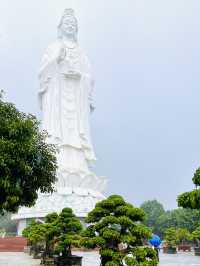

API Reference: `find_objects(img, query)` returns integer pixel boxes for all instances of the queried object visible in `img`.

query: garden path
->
[0,251,199,265]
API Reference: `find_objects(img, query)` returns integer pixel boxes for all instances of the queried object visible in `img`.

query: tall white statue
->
[13,9,106,235]
[39,9,105,191]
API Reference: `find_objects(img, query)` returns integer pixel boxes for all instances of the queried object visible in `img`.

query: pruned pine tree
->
[81,195,158,266]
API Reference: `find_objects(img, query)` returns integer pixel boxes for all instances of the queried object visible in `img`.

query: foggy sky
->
[1,0,200,210]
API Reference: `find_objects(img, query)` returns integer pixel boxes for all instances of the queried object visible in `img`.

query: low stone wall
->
[0,237,27,252]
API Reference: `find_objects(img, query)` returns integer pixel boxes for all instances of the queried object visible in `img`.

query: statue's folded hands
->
[64,70,81,80]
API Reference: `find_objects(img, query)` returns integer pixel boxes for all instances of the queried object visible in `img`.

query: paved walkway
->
[0,252,200,265]
[0,252,39,266]
[159,252,200,265]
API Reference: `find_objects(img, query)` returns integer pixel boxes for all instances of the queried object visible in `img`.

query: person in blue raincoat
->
[148,234,162,261]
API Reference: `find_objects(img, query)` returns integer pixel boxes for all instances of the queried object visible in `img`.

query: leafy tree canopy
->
[0,94,57,213]
[178,168,200,210]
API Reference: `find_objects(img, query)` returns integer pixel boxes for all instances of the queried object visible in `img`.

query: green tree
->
[156,208,199,236]
[178,168,200,210]
[191,225,200,246]
[81,195,158,266]
[0,95,57,213]
[140,200,165,234]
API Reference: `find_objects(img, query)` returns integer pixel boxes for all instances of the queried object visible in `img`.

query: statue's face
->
[61,16,77,37]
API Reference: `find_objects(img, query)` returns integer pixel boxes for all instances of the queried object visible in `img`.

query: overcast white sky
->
[1,0,200,209]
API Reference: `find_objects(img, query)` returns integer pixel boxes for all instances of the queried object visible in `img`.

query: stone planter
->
[194,247,200,256]
[54,255,82,266]
[163,246,177,254]
[43,257,55,266]
[178,244,191,252]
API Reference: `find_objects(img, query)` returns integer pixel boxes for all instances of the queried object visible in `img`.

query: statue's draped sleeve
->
[38,42,61,109]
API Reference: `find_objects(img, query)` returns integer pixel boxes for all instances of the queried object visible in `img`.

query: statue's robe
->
[39,40,96,182]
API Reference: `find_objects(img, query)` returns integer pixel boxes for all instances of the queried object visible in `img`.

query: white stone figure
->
[12,9,107,235]
[39,9,98,189]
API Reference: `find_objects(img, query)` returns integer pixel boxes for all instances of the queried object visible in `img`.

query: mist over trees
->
[140,200,199,237]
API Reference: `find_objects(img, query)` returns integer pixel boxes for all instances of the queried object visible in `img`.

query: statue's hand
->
[65,70,81,80]
[57,46,66,64]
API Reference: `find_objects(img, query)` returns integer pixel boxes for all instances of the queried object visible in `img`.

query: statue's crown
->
[63,8,75,17]
[57,8,78,39]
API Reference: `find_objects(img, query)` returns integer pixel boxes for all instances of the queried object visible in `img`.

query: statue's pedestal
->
[12,187,105,235]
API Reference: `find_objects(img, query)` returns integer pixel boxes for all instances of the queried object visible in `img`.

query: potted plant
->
[81,195,158,266]
[163,227,177,254]
[176,228,191,252]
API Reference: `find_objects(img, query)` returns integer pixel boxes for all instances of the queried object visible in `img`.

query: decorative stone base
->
[12,187,105,235]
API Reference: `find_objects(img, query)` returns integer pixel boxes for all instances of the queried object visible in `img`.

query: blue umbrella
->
[149,234,161,248]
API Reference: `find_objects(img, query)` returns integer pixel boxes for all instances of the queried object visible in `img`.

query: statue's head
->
[58,9,78,41]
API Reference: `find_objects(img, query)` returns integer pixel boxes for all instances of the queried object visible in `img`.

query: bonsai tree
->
[0,93,57,213]
[55,208,83,258]
[164,227,178,248]
[43,212,59,258]
[23,209,83,264]
[22,220,39,246]
[81,195,158,266]
[22,213,59,259]
[176,228,191,245]
[22,220,46,257]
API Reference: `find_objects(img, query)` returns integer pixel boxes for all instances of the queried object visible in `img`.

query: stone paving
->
[0,251,200,266]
